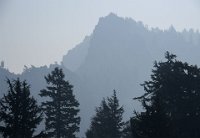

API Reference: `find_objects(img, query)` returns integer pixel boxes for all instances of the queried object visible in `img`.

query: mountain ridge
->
[1,13,200,137]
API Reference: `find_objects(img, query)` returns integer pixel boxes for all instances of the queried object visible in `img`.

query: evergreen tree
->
[121,121,132,138]
[86,90,124,138]
[131,52,200,138]
[0,78,42,138]
[86,98,110,138]
[131,95,170,138]
[107,90,124,138]
[40,67,80,138]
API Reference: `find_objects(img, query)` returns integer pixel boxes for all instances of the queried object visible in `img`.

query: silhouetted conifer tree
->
[0,78,42,138]
[131,52,200,138]
[40,67,80,138]
[86,90,124,138]
[121,121,132,138]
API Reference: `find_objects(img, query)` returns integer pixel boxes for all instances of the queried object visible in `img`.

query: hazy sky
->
[0,0,200,73]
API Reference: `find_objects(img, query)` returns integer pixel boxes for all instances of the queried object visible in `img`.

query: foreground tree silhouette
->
[40,67,80,138]
[131,52,200,138]
[86,90,124,138]
[121,121,132,138]
[0,78,42,138]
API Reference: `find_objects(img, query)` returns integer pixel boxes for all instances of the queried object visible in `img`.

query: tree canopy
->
[40,67,80,138]
[0,78,42,138]
[131,52,200,138]
[86,90,124,138]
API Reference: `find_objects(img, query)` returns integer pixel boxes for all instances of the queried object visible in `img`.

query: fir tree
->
[86,90,124,138]
[86,98,110,138]
[121,121,132,138]
[107,90,124,138]
[40,67,80,138]
[0,78,42,138]
[131,52,200,138]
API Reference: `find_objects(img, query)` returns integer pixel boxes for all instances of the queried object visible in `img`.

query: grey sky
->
[0,0,200,73]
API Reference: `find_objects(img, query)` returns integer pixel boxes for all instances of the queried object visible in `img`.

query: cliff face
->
[62,36,91,72]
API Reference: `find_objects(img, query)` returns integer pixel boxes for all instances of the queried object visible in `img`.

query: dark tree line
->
[2,52,200,138]
[0,67,80,138]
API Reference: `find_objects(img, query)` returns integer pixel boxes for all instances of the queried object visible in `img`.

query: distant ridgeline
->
[62,13,200,73]
[1,13,200,137]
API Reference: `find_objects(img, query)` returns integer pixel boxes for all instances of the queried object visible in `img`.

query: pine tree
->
[107,90,124,138]
[0,78,42,138]
[131,52,200,138]
[121,121,132,138]
[40,67,80,138]
[86,98,110,138]
[86,90,124,138]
